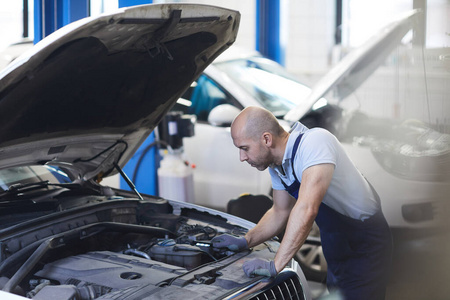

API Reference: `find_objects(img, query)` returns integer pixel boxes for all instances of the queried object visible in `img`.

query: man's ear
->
[262,132,273,147]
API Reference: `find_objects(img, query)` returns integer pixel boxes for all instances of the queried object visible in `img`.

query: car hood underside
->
[0,4,239,181]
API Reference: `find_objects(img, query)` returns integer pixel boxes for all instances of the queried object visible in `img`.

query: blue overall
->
[281,134,393,300]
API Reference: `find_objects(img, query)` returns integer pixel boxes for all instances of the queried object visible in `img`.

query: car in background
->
[172,9,450,282]
[0,4,312,300]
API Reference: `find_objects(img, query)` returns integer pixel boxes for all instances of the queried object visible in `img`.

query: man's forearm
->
[273,204,317,272]
[245,207,290,248]
[272,164,333,273]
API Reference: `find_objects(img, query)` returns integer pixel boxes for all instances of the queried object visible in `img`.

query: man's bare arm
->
[273,163,334,272]
[245,189,296,248]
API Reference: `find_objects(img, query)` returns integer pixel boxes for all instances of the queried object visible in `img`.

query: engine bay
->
[0,197,259,300]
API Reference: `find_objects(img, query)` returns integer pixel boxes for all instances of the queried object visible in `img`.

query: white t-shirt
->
[269,122,379,220]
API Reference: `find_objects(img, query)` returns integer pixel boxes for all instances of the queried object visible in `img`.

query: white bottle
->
[157,150,195,203]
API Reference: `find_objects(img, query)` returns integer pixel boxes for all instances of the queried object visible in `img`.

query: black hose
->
[132,140,170,183]
[2,238,57,292]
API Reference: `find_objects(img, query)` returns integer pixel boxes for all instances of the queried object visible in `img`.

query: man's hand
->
[211,234,248,251]
[243,259,277,277]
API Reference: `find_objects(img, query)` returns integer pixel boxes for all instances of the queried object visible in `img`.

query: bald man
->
[211,106,393,300]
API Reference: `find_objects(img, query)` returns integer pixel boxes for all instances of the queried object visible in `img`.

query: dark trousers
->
[315,204,393,300]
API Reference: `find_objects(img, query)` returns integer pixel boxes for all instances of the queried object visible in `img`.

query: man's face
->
[232,134,272,171]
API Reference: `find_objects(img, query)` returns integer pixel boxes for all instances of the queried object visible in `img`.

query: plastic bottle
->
[157,150,195,203]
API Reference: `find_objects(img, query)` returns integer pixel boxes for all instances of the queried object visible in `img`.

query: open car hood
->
[0,4,239,181]
[284,9,420,122]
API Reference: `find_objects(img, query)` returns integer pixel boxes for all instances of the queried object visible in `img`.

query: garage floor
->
[385,229,450,300]
[311,228,450,300]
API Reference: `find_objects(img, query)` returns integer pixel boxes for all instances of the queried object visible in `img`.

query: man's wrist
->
[270,260,278,277]
[237,236,248,250]
[273,260,280,274]
[243,235,250,248]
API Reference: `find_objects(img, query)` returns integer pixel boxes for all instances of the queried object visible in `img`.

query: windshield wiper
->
[0,181,72,198]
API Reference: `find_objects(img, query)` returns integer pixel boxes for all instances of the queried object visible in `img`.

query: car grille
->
[248,271,305,300]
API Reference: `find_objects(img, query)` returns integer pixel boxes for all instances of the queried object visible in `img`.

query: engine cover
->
[35,251,186,291]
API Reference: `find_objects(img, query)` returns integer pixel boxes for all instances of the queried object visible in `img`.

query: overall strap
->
[280,133,303,198]
[290,133,303,182]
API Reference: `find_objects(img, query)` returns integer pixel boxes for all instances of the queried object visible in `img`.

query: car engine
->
[0,197,252,300]
[31,225,232,299]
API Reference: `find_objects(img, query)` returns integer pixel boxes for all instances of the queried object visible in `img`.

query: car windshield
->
[0,165,71,192]
[214,56,311,116]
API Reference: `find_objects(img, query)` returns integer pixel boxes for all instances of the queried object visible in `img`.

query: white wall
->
[284,0,336,81]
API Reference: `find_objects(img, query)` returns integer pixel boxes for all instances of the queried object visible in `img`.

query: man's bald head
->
[231,107,290,168]
[231,106,284,141]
